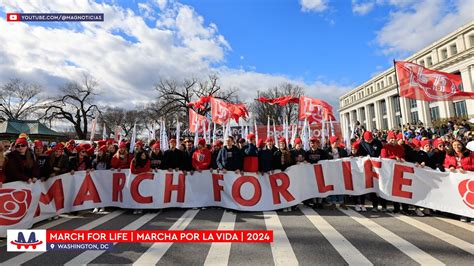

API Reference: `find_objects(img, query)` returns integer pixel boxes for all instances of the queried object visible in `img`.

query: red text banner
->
[1,157,473,236]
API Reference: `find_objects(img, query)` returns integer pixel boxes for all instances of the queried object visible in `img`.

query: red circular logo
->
[458,179,474,209]
[0,188,32,225]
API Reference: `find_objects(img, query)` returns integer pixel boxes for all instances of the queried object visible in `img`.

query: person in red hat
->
[243,133,258,173]
[325,136,349,210]
[237,138,246,150]
[162,138,184,172]
[69,146,92,175]
[192,138,211,171]
[414,139,431,168]
[130,140,150,175]
[274,137,293,171]
[48,143,70,177]
[306,137,328,164]
[444,140,474,172]
[210,140,223,171]
[291,137,306,164]
[92,145,110,170]
[258,136,277,174]
[216,136,243,174]
[381,132,405,161]
[33,140,50,181]
[5,138,39,183]
[149,142,163,171]
[111,142,131,170]
[357,131,382,157]
[427,138,446,171]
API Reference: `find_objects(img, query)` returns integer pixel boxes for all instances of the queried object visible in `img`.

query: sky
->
[0,0,473,121]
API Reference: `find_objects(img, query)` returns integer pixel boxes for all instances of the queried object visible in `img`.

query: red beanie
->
[33,140,43,148]
[15,138,28,146]
[387,132,396,140]
[329,136,338,144]
[433,138,443,148]
[279,137,286,144]
[213,140,223,147]
[198,138,206,146]
[152,142,160,149]
[257,139,265,148]
[352,141,360,150]
[421,140,431,148]
[294,138,302,144]
[412,138,420,148]
[363,131,373,141]
[247,133,255,140]
[119,142,127,149]
[54,143,64,151]
[266,137,274,143]
[98,145,107,153]
[310,136,318,142]
[396,133,403,141]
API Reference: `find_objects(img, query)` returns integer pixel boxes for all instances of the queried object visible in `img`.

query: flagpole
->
[393,59,406,140]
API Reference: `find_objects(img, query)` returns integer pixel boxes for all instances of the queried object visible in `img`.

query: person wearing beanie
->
[130,140,151,175]
[92,145,110,170]
[149,142,163,171]
[258,137,277,174]
[325,136,349,210]
[237,138,246,150]
[111,142,132,170]
[427,138,446,172]
[48,143,70,177]
[291,137,306,164]
[162,138,184,171]
[69,146,92,175]
[33,140,50,181]
[415,139,432,168]
[210,140,223,171]
[243,133,258,173]
[192,139,212,171]
[5,138,39,183]
[306,137,328,209]
[217,136,243,173]
[357,131,383,157]
[273,137,293,171]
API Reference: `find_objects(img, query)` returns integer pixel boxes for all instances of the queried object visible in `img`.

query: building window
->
[377,83,380,90]
[427,56,433,66]
[441,48,448,59]
[430,106,440,121]
[470,35,474,48]
[419,60,425,66]
[382,118,388,130]
[454,101,468,117]
[388,76,393,85]
[450,43,457,55]
[410,111,419,124]
[409,99,417,108]
[380,100,387,115]
[395,115,401,128]
[393,96,401,112]
[381,81,384,88]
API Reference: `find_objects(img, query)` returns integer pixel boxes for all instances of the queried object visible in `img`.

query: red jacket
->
[444,153,474,171]
[192,148,211,170]
[381,144,405,160]
[130,159,151,174]
[111,153,131,169]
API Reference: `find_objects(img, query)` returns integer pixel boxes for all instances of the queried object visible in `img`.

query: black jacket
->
[216,146,243,171]
[325,147,349,159]
[183,148,196,171]
[357,139,383,157]
[149,151,164,170]
[162,148,184,170]
[306,148,328,164]
[258,146,278,172]
[428,149,446,171]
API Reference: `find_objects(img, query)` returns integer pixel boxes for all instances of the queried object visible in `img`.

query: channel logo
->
[7,230,47,252]
[6,13,20,22]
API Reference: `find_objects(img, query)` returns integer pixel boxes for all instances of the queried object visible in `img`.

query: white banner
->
[1,157,473,236]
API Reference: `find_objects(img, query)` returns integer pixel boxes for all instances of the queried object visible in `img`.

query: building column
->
[399,97,410,127]
[418,100,431,126]
[385,97,395,129]
[365,105,372,131]
[374,100,382,130]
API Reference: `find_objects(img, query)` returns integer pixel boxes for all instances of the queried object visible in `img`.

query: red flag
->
[210,97,232,125]
[189,109,207,132]
[187,96,211,110]
[298,96,334,123]
[256,96,299,106]
[395,61,472,101]
[227,103,249,122]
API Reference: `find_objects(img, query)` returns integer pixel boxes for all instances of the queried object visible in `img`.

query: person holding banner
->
[258,137,277,175]
[243,133,258,173]
[162,139,184,172]
[444,140,474,172]
[5,138,39,184]
[273,137,293,171]
[49,143,70,177]
[428,138,446,172]
[33,140,50,181]
[326,136,348,210]
[357,131,386,212]
[111,142,131,171]
[290,138,306,164]
[210,140,223,171]
[306,137,328,209]
[149,142,164,171]
[92,145,110,170]
[192,139,212,171]
[217,136,243,174]
[130,141,150,175]
[69,146,92,175]
[183,139,196,174]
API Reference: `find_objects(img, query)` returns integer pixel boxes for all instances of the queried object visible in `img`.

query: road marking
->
[36,216,73,229]
[388,213,474,255]
[434,216,474,232]
[300,206,372,265]
[133,209,199,265]
[262,211,298,266]
[2,210,125,265]
[64,211,161,265]
[339,208,444,266]
[204,210,237,266]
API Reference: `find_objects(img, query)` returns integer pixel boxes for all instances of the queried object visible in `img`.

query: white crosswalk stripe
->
[2,210,125,265]
[299,206,373,265]
[338,208,444,266]
[263,211,298,266]
[388,213,474,255]
[204,210,237,266]
[434,216,474,232]
[64,211,161,265]
[132,209,200,265]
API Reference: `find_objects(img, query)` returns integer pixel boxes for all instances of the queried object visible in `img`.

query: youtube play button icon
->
[7,13,20,22]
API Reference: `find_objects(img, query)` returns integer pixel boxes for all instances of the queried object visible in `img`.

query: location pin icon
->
[50,243,55,249]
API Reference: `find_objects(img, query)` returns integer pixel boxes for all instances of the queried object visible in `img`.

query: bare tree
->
[150,75,237,128]
[100,107,145,138]
[0,79,45,121]
[44,74,100,140]
[251,83,304,125]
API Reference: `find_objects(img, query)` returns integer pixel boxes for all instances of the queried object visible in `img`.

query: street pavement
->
[0,204,473,265]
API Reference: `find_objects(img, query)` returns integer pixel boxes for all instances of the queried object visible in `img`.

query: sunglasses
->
[15,144,27,148]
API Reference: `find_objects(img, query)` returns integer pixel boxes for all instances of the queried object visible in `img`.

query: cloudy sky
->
[0,0,473,117]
